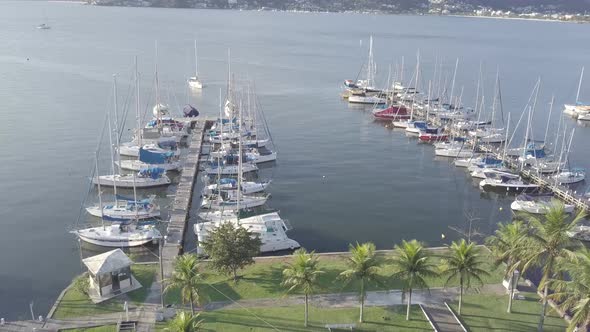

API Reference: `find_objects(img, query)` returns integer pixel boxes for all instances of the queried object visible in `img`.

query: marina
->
[3,1,590,320]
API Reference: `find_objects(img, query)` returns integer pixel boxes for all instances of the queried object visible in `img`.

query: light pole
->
[159,236,166,308]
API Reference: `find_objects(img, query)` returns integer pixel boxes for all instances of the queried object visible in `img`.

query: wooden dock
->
[161,118,212,279]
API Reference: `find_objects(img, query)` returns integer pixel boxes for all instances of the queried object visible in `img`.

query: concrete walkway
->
[422,304,464,332]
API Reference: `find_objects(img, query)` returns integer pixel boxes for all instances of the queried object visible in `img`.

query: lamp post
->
[159,235,166,308]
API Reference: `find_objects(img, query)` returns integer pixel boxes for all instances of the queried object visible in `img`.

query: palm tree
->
[519,202,585,331]
[339,242,381,323]
[442,239,489,315]
[165,311,203,332]
[165,254,202,314]
[391,240,438,320]
[282,248,324,327]
[548,247,590,332]
[485,221,529,313]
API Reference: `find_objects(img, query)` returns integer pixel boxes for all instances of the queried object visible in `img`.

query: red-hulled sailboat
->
[371,105,410,121]
[419,127,448,142]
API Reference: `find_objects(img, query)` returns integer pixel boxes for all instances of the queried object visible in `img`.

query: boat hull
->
[93,175,171,188]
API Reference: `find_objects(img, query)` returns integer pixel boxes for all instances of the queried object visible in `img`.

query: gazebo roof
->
[82,249,133,275]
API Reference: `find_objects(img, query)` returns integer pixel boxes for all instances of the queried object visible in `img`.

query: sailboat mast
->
[113,74,121,175]
[218,88,222,183]
[543,95,555,144]
[449,58,459,106]
[95,153,105,230]
[367,36,373,88]
[155,41,161,125]
[107,89,118,198]
[195,39,199,79]
[426,80,432,122]
[132,173,138,221]
[576,67,585,104]
[135,57,142,147]
[237,98,243,223]
[503,112,511,162]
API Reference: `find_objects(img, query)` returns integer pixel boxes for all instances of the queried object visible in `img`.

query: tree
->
[282,248,324,327]
[339,242,381,323]
[548,247,590,332]
[201,221,261,281]
[441,239,489,315]
[485,221,529,313]
[165,311,203,332]
[73,275,90,297]
[519,202,585,331]
[165,254,202,314]
[391,240,438,320]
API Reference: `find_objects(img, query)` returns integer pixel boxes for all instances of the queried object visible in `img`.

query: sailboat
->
[511,194,574,214]
[37,12,51,29]
[73,117,161,247]
[564,67,590,117]
[188,40,203,89]
[203,178,270,195]
[479,170,539,193]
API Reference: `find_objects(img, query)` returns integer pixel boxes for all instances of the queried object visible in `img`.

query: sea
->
[1,0,590,320]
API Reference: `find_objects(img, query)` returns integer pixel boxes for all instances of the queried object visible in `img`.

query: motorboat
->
[194,212,300,254]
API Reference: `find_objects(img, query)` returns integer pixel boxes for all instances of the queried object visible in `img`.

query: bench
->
[325,323,356,331]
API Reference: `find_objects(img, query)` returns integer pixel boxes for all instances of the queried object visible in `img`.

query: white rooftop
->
[82,249,133,275]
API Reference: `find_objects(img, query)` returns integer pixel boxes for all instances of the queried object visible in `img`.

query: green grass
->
[52,264,157,319]
[166,248,504,306]
[127,264,158,304]
[449,291,568,331]
[158,306,431,331]
[59,325,116,332]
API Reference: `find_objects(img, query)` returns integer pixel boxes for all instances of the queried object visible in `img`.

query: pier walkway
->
[161,119,210,280]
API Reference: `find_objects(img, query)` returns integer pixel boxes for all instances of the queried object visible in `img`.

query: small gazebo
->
[82,249,142,303]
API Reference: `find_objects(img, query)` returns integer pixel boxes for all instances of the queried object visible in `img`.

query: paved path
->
[422,304,464,332]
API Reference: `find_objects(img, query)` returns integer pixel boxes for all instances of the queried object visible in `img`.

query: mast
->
[564,128,576,172]
[449,58,459,106]
[400,56,404,84]
[135,56,142,148]
[367,35,374,88]
[195,39,199,79]
[237,96,243,224]
[113,74,121,176]
[108,79,118,198]
[543,95,555,145]
[576,67,585,104]
[155,41,161,126]
[426,80,432,122]
[410,51,420,121]
[218,88,223,184]
[95,153,105,230]
[503,112,511,162]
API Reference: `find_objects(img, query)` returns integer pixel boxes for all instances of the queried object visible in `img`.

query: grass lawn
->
[127,264,158,304]
[52,264,157,319]
[166,248,504,305]
[59,325,116,332]
[158,305,431,331]
[449,291,567,331]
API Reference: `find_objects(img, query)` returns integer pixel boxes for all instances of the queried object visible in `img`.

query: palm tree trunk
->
[189,290,195,314]
[233,267,238,282]
[359,278,365,323]
[458,277,463,315]
[406,288,412,321]
[537,285,548,332]
[507,270,515,313]
[304,293,309,327]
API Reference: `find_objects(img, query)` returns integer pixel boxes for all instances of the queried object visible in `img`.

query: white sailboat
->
[511,194,574,214]
[188,39,203,89]
[203,178,270,195]
[479,170,539,192]
[564,67,590,117]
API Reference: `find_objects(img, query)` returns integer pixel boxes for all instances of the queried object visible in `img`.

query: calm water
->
[1,0,590,319]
